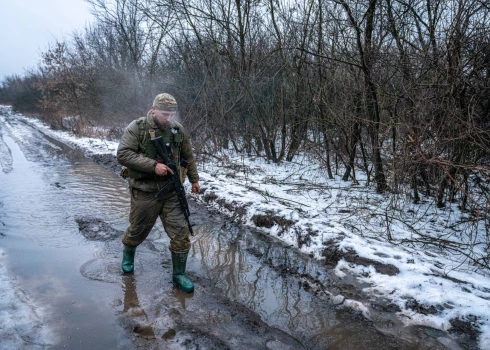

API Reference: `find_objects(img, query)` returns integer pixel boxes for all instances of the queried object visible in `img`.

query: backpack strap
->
[135,117,148,151]
[138,117,183,149]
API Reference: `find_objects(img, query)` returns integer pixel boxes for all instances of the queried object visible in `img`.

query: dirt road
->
[0,109,463,349]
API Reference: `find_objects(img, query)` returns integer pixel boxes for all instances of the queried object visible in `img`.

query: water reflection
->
[190,220,445,349]
[192,223,334,344]
[0,116,132,348]
[122,275,155,339]
[173,287,194,310]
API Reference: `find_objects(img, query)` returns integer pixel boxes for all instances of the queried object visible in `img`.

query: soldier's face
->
[153,108,175,128]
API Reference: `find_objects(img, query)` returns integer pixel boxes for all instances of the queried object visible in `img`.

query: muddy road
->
[0,110,462,349]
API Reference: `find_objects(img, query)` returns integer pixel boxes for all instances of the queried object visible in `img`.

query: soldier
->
[116,93,200,293]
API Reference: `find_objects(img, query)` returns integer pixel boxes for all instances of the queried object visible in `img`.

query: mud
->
[0,108,480,350]
[406,298,439,315]
[322,241,400,276]
[92,153,122,173]
[76,216,124,241]
[449,318,481,350]
[89,136,476,349]
[77,229,307,349]
[162,277,306,349]
[252,213,295,230]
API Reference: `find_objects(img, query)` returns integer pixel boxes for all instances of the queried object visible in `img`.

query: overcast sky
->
[0,0,94,80]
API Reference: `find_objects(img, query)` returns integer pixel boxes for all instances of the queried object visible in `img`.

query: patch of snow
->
[343,299,371,319]
[8,108,119,157]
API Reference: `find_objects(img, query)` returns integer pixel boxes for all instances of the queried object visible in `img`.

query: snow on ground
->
[9,109,120,156]
[0,248,56,348]
[197,151,490,348]
[3,106,490,348]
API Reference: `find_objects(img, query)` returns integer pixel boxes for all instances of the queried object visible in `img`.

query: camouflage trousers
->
[122,188,191,253]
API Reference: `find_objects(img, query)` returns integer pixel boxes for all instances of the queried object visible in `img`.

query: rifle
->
[151,136,194,236]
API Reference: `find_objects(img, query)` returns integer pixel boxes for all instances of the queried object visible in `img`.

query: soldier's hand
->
[191,182,200,194]
[155,163,174,176]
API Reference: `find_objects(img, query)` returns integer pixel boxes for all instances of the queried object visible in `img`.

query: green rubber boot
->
[171,252,194,293]
[122,245,136,273]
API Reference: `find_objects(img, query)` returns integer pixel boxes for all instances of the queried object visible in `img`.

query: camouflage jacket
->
[116,110,199,192]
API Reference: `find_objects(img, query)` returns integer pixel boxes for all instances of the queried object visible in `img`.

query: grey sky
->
[0,0,94,80]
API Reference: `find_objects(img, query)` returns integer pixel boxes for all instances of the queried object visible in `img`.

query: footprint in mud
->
[132,324,155,339]
[162,328,176,340]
